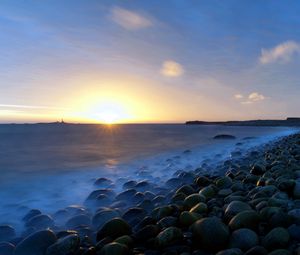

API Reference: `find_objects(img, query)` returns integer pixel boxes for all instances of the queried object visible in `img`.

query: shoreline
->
[1,132,300,254]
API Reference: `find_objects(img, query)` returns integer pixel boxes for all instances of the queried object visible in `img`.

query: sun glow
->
[86,100,131,124]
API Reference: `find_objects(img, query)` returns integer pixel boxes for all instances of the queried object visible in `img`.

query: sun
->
[83,100,130,124]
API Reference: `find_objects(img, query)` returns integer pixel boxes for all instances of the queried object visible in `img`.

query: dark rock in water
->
[122,207,147,226]
[192,217,230,252]
[0,225,16,242]
[97,218,131,241]
[195,176,211,187]
[179,211,201,227]
[157,216,178,229]
[86,189,116,201]
[288,224,300,241]
[123,180,137,190]
[155,227,183,247]
[100,242,128,255]
[92,209,120,230]
[135,181,152,191]
[56,230,78,239]
[151,206,173,221]
[262,227,290,251]
[214,134,236,139]
[224,201,252,222]
[190,202,208,214]
[199,185,216,200]
[15,230,57,255]
[244,246,268,255]
[94,177,113,187]
[0,242,15,255]
[25,214,55,230]
[115,189,136,201]
[22,209,42,222]
[250,163,266,175]
[229,228,258,251]
[176,185,195,196]
[134,225,160,242]
[268,249,291,255]
[46,234,80,255]
[216,248,243,255]
[288,209,300,224]
[114,235,133,248]
[65,214,91,229]
[229,210,261,230]
[183,194,206,210]
[165,178,182,188]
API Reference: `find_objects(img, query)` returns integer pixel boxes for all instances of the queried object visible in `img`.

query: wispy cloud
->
[235,92,266,104]
[111,7,153,30]
[234,94,244,99]
[161,60,184,77]
[0,104,66,110]
[260,41,300,64]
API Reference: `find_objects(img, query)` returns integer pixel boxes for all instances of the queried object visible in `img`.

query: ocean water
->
[0,124,298,230]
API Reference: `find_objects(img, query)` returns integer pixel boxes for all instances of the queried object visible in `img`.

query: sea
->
[0,123,298,230]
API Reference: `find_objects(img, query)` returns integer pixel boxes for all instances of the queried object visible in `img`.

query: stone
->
[244,246,268,255]
[65,214,91,229]
[97,218,131,241]
[183,194,206,209]
[99,242,128,255]
[0,242,15,255]
[92,209,120,229]
[192,217,230,252]
[46,234,80,255]
[216,248,243,255]
[156,227,183,247]
[0,226,15,242]
[229,210,261,230]
[189,203,207,214]
[229,228,258,251]
[15,230,57,255]
[262,227,290,251]
[199,185,216,200]
[25,214,54,230]
[224,201,252,221]
[179,211,202,227]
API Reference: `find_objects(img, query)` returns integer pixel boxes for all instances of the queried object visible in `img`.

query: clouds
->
[111,7,153,30]
[235,92,266,104]
[160,60,184,77]
[260,41,300,64]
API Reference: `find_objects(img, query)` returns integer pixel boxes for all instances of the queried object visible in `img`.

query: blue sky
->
[0,0,300,123]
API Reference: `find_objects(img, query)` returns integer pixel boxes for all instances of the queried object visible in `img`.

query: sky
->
[0,0,300,123]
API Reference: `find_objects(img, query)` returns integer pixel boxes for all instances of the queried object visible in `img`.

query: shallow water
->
[0,124,298,230]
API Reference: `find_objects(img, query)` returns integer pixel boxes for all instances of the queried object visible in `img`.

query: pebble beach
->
[1,132,300,255]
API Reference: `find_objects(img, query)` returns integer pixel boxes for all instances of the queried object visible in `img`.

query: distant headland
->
[186,117,300,126]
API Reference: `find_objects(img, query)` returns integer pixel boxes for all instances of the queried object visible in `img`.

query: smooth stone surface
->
[15,230,57,255]
[262,227,290,251]
[229,210,260,230]
[245,246,268,255]
[229,228,259,251]
[192,217,230,252]
[99,242,128,255]
[65,214,91,229]
[156,227,183,247]
[216,248,243,255]
[92,209,120,230]
[0,226,15,242]
[0,242,15,255]
[25,214,55,230]
[224,201,252,221]
[46,234,80,255]
[97,218,131,241]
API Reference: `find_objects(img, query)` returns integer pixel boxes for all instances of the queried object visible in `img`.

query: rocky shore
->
[1,133,300,255]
